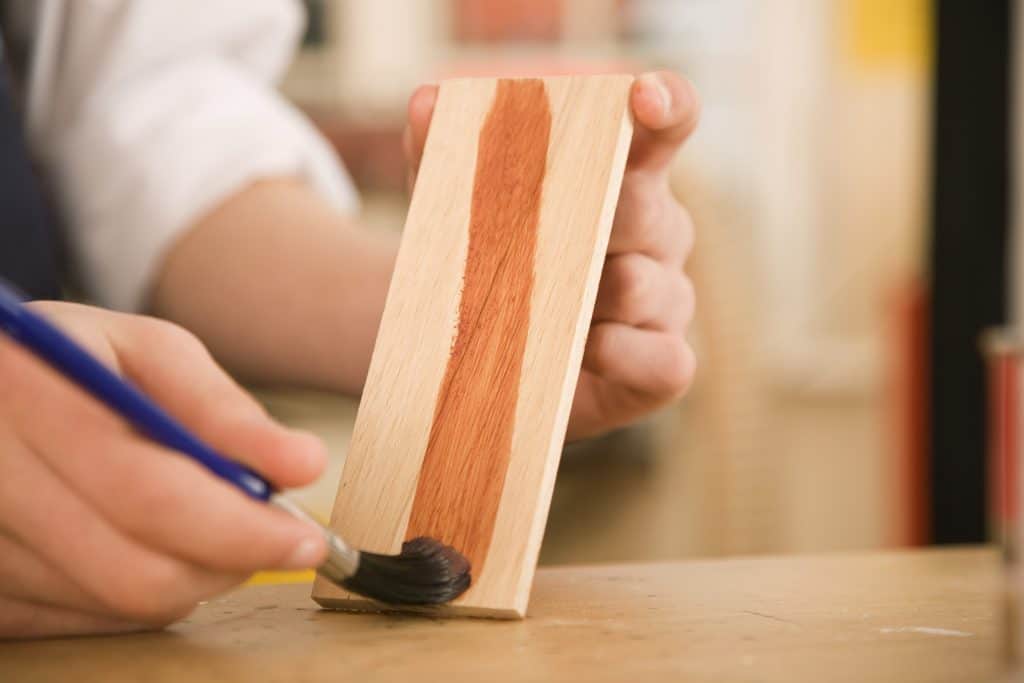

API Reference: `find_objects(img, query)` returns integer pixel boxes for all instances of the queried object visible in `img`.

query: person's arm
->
[149,178,395,394]
[31,0,359,315]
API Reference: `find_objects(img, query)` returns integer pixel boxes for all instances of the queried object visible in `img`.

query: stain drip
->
[405,79,552,577]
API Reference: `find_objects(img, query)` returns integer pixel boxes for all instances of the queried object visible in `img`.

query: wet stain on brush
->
[405,79,552,577]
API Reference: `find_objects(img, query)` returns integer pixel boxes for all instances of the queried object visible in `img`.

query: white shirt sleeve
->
[26,0,359,311]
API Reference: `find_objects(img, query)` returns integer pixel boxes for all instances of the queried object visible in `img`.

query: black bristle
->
[341,537,472,606]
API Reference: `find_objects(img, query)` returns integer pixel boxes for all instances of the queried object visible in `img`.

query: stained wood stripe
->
[404,79,552,575]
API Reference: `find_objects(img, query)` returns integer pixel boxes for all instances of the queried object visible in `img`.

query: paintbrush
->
[0,281,470,605]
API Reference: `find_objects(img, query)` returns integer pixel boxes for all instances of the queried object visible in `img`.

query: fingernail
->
[283,537,324,569]
[640,73,671,115]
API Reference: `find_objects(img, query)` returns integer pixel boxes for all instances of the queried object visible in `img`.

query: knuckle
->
[129,315,204,355]
[633,186,666,234]
[659,339,695,399]
[143,318,220,368]
[616,180,658,236]
[613,254,655,313]
[585,326,617,373]
[153,319,203,350]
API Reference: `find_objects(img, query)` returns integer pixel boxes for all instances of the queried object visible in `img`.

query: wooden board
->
[2,548,1005,682]
[312,75,634,617]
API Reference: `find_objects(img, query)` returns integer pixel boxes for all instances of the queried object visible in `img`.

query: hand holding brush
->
[0,286,469,638]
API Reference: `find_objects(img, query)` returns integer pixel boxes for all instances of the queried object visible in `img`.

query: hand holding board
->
[313,75,634,617]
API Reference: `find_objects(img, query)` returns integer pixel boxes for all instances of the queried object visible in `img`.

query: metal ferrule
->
[269,494,359,582]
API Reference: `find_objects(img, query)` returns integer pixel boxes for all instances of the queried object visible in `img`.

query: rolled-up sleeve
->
[30,0,358,311]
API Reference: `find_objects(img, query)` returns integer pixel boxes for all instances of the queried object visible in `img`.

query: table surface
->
[0,547,1013,682]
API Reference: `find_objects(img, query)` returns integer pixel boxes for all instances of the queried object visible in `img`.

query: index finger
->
[105,315,327,490]
[627,71,701,174]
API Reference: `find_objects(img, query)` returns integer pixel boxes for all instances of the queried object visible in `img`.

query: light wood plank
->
[312,74,634,617]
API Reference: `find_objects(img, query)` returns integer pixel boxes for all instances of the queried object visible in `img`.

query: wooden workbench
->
[0,547,1010,682]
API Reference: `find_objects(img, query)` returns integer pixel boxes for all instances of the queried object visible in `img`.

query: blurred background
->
[267,0,1014,565]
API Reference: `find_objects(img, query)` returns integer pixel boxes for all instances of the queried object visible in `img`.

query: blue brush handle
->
[0,282,273,501]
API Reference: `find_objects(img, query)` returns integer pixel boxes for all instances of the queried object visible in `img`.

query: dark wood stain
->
[405,79,552,576]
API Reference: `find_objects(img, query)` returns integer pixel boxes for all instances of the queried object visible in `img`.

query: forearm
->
[148,178,397,394]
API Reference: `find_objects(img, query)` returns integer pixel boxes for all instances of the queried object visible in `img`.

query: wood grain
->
[312,75,634,617]
[406,79,550,574]
[2,548,1005,683]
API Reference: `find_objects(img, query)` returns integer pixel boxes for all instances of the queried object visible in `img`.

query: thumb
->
[403,84,439,189]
